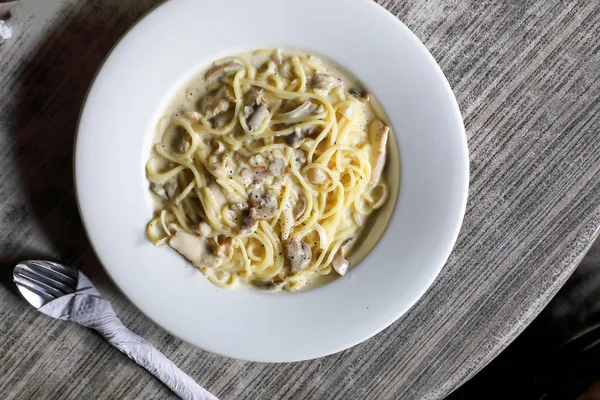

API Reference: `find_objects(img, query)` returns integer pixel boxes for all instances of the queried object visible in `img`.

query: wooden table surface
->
[1,0,599,399]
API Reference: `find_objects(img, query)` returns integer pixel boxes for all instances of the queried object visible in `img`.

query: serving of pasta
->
[146,49,392,291]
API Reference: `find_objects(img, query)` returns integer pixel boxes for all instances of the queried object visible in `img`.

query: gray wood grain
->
[0,0,599,399]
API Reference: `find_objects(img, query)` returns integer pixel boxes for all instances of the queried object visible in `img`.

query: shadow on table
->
[448,236,600,400]
[0,1,163,294]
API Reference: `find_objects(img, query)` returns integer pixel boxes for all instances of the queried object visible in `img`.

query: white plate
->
[75,0,469,362]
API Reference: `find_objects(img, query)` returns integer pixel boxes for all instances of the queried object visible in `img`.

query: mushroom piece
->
[241,166,272,186]
[215,85,236,103]
[332,247,349,276]
[168,230,228,269]
[253,274,287,291]
[199,96,230,119]
[293,193,307,219]
[184,111,202,121]
[205,60,244,83]
[308,168,328,185]
[349,88,370,102]
[239,211,258,235]
[246,87,266,107]
[253,276,286,291]
[213,112,233,129]
[247,104,270,131]
[368,120,390,187]
[240,169,254,186]
[310,74,343,91]
[249,154,268,167]
[179,139,191,153]
[269,156,286,176]
[214,235,234,259]
[294,148,307,164]
[212,154,231,177]
[285,237,312,272]
[310,103,325,114]
[271,49,283,65]
[249,195,278,220]
[284,131,304,149]
[243,88,269,131]
[230,202,249,212]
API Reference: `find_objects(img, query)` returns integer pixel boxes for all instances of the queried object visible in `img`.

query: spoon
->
[13,260,218,400]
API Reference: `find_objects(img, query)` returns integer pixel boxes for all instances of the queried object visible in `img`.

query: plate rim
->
[74,0,469,362]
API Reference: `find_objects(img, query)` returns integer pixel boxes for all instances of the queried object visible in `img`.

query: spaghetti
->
[146,49,391,291]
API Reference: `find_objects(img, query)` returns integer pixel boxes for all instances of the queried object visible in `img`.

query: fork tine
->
[25,262,77,290]
[13,272,63,298]
[27,261,78,286]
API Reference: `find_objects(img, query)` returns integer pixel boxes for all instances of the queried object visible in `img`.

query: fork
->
[13,260,218,400]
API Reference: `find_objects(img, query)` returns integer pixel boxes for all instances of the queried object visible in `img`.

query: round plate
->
[75,0,468,362]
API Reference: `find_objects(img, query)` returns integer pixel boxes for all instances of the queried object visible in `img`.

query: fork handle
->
[93,320,218,400]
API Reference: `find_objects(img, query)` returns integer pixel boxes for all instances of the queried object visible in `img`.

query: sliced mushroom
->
[249,194,278,220]
[284,131,303,149]
[285,237,312,272]
[310,103,325,114]
[168,230,226,269]
[294,149,307,164]
[368,120,390,187]
[349,88,370,102]
[212,154,231,177]
[252,166,273,184]
[269,156,286,176]
[254,167,273,184]
[271,49,283,65]
[199,96,230,119]
[293,193,307,219]
[205,60,244,83]
[240,169,254,186]
[239,211,258,235]
[332,247,349,276]
[243,88,269,131]
[213,111,233,129]
[311,74,342,91]
[241,166,272,186]
[308,168,328,185]
[184,111,202,121]
[230,202,248,212]
[215,85,236,103]
[247,104,269,131]
[253,276,286,291]
[249,154,268,168]
[246,87,266,107]
[248,183,263,203]
[179,139,191,153]
[214,235,234,259]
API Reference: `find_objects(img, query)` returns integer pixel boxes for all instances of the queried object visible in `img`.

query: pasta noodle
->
[146,49,392,291]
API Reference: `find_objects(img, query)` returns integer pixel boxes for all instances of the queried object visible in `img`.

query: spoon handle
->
[94,318,218,400]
